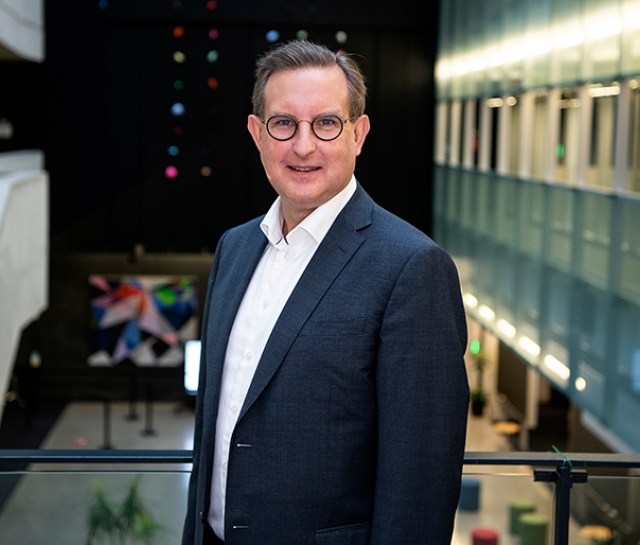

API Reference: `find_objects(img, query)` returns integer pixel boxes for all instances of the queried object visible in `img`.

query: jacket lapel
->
[239,185,374,419]
[202,221,267,435]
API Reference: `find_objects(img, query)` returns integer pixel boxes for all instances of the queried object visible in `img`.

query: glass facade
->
[434,167,640,452]
[435,0,640,452]
[438,0,638,99]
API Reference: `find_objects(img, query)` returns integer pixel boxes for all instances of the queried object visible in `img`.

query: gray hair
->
[252,40,367,120]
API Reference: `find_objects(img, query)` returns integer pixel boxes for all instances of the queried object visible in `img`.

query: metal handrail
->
[2,449,639,467]
[463,451,640,468]
[0,448,192,465]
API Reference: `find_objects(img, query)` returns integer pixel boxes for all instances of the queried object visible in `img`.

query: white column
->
[450,100,462,167]
[519,92,534,179]
[462,99,476,169]
[434,102,448,164]
[613,81,631,193]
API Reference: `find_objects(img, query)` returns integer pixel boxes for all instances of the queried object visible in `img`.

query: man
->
[183,40,469,545]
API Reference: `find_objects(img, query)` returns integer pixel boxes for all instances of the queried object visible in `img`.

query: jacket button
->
[199,511,205,523]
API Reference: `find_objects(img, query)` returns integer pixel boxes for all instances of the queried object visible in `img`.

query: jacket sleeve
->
[182,232,227,545]
[369,244,469,545]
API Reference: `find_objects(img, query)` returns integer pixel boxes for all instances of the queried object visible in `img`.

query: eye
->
[273,117,294,127]
[315,116,340,128]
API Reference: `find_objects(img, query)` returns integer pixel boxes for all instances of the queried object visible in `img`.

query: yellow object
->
[579,525,613,541]
[493,421,521,435]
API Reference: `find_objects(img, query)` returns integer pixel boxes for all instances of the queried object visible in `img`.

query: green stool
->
[508,498,536,534]
[519,513,548,545]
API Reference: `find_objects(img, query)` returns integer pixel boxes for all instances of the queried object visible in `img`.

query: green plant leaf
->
[87,482,119,543]
[134,512,165,544]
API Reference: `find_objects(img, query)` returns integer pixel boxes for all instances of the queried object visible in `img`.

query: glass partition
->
[622,0,640,76]
[454,472,557,545]
[1,451,639,545]
[617,196,640,303]
[438,0,635,100]
[496,176,519,247]
[518,180,545,258]
[522,0,553,89]
[569,473,640,545]
[550,0,583,86]
[576,192,612,288]
[582,0,622,81]
[0,469,189,545]
[546,185,575,272]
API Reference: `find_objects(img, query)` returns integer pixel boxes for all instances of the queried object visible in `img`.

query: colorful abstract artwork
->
[88,275,198,367]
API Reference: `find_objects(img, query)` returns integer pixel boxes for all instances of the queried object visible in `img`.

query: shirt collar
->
[261,175,357,246]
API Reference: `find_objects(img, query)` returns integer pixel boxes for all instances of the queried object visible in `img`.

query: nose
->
[291,121,317,157]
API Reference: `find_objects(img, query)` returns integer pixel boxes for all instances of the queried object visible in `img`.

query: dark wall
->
[497,343,528,418]
[43,0,438,252]
[0,62,43,153]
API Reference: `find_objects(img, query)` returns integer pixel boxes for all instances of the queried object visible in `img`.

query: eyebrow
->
[268,111,344,119]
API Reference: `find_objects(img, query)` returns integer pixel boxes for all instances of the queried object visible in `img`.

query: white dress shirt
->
[209,176,357,539]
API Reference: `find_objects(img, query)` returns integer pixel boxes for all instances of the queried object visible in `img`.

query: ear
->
[247,114,264,150]
[353,115,371,157]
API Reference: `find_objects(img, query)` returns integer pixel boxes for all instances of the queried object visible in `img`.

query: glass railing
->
[0,450,191,545]
[0,450,639,545]
[459,452,640,545]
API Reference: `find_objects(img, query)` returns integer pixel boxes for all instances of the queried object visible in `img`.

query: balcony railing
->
[0,450,639,545]
[433,165,640,457]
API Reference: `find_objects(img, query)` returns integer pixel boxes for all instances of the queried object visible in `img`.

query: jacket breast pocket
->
[313,522,371,545]
[299,319,366,337]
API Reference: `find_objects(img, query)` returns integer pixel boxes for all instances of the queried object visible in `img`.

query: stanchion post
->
[125,369,139,421]
[141,384,156,437]
[102,398,113,449]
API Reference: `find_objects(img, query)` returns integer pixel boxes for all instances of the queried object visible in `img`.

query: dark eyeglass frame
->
[263,114,355,142]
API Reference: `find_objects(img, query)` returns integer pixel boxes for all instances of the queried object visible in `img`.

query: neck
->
[281,207,313,239]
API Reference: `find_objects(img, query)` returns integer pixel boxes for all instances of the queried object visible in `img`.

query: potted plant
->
[470,350,488,416]
[470,387,487,416]
[87,477,164,544]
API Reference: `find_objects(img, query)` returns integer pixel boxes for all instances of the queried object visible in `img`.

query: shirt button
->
[283,252,290,260]
[231,405,239,415]
[263,300,270,309]
[246,351,253,361]
[222,462,228,471]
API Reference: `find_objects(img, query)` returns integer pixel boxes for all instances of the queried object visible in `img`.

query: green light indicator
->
[556,143,565,159]
[174,80,184,90]
[470,340,481,355]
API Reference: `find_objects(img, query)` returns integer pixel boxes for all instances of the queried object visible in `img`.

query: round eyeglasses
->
[264,114,353,141]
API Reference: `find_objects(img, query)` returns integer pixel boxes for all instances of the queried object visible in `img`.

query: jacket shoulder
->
[369,203,440,252]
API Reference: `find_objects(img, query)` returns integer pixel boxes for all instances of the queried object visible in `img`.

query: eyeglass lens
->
[266,115,344,141]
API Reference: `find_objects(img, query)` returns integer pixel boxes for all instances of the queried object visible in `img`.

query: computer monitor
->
[184,339,201,395]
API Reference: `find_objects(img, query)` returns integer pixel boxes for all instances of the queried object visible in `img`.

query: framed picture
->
[88,275,198,367]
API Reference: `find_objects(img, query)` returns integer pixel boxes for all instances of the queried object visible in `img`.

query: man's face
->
[248,65,370,229]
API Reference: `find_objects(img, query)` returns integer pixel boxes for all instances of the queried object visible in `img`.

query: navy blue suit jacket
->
[183,185,469,545]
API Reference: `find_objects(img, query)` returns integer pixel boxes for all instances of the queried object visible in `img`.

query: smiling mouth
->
[289,166,320,172]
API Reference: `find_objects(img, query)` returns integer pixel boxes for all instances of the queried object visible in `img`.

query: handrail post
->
[534,462,588,545]
[553,462,572,545]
